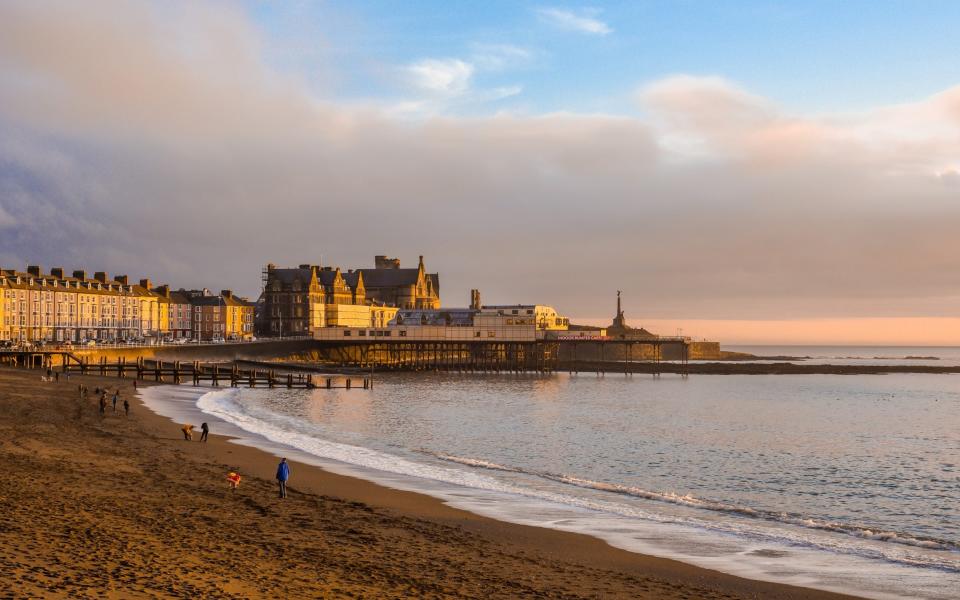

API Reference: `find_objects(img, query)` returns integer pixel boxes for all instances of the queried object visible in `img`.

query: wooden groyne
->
[0,351,371,389]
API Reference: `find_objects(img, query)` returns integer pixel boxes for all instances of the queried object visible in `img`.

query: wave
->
[427,452,960,554]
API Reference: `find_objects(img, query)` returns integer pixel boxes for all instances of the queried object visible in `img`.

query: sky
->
[1,0,959,344]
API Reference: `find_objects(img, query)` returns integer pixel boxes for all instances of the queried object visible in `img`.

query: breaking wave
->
[427,452,960,554]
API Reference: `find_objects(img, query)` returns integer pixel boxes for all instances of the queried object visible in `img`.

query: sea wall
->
[70,339,321,364]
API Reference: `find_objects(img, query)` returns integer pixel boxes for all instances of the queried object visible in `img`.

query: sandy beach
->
[0,366,864,599]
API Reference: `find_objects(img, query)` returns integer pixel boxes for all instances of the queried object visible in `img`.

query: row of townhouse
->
[0,266,254,343]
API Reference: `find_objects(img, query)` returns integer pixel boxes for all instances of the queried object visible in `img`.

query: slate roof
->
[358,268,420,288]
[270,268,313,286]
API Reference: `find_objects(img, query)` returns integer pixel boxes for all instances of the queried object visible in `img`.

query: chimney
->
[267,263,276,271]
[418,255,424,269]
[50,267,64,278]
[470,289,481,310]
[299,264,311,269]
[115,275,128,285]
[27,265,41,276]
[72,270,86,280]
[94,271,108,283]
[375,255,401,269]
[139,278,151,290]
[156,284,170,297]
[221,289,233,299]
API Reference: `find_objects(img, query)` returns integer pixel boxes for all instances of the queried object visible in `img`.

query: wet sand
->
[0,367,865,599]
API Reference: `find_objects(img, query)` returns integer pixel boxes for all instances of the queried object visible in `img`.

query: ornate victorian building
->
[259,255,440,336]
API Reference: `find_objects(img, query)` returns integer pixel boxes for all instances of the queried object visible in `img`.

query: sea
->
[142,346,960,599]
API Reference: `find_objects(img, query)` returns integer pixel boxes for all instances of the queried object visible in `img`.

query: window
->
[474,331,481,337]
[487,331,495,338]
[343,330,351,337]
[512,309,518,315]
[399,330,407,337]
[527,309,534,315]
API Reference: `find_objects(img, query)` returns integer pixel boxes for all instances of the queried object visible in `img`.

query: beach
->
[0,366,870,599]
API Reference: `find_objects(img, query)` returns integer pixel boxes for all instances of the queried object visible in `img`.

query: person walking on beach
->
[276,458,290,499]
[200,422,209,443]
[181,424,194,441]
[123,398,130,417]
[98,394,106,416]
[112,391,118,414]
[133,380,138,391]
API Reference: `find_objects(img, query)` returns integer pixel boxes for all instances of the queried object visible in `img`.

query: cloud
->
[405,58,475,96]
[536,7,612,35]
[2,1,960,337]
[0,204,16,228]
[470,44,535,71]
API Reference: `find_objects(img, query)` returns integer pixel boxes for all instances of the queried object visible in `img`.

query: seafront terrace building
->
[0,265,253,343]
[186,289,255,341]
[0,266,161,342]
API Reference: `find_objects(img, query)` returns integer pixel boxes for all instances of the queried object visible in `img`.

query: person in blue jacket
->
[276,457,290,499]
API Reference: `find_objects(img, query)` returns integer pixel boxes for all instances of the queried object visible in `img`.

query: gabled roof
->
[316,269,341,287]
[269,267,314,287]
[341,270,364,289]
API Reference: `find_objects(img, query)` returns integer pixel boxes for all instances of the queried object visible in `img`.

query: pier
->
[0,336,691,378]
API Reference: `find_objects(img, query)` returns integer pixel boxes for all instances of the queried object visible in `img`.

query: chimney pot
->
[94,271,108,283]
[72,270,86,280]
[27,265,41,276]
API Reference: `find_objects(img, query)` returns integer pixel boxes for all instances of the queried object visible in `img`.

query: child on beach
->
[200,422,209,442]
[123,398,130,417]
[227,471,242,491]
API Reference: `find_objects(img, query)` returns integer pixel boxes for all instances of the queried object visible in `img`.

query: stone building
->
[363,255,439,309]
[259,255,440,336]
[260,265,327,337]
